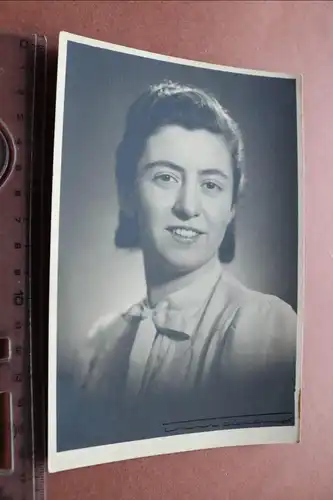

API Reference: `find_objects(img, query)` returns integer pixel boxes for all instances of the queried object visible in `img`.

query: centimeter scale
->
[0,34,48,500]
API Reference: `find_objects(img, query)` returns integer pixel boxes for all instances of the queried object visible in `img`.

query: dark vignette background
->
[55,40,298,386]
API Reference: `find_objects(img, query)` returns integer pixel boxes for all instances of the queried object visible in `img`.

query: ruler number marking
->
[15,345,23,355]
[13,422,25,438]
[13,290,24,306]
[19,39,29,49]
[13,373,23,383]
[17,397,25,408]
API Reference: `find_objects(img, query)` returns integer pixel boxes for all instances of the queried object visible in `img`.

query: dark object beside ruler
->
[0,33,47,500]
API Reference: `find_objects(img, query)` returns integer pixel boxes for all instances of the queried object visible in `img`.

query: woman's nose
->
[173,182,201,219]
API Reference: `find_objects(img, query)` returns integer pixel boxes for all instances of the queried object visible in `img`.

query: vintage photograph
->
[48,32,302,472]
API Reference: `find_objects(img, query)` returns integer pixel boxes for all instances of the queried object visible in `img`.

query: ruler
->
[0,34,47,500]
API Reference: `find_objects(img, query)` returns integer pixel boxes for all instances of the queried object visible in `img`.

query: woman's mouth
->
[166,226,204,244]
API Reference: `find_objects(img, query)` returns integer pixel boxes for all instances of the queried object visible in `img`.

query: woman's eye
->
[153,173,178,186]
[158,174,173,182]
[202,181,222,192]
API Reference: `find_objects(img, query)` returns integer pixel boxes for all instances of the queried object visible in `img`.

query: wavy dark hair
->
[115,81,245,263]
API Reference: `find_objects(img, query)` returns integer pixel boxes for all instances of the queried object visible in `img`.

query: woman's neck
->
[144,255,221,307]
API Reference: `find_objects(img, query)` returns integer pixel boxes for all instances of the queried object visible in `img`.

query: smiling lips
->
[166,226,205,243]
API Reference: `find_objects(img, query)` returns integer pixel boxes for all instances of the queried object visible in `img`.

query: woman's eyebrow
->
[142,161,184,173]
[142,162,229,179]
[199,168,229,180]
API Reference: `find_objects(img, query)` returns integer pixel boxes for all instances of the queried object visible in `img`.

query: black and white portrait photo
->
[48,32,302,472]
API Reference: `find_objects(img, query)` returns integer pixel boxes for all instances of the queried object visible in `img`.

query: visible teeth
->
[172,228,198,238]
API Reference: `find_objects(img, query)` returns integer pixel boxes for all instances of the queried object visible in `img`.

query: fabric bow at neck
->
[123,261,223,340]
[124,300,194,340]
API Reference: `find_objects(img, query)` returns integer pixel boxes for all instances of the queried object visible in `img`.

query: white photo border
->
[48,31,304,473]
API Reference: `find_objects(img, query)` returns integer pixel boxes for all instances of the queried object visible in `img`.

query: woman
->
[59,81,297,450]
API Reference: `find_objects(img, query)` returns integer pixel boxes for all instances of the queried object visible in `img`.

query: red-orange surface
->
[0,392,12,470]
[1,1,333,499]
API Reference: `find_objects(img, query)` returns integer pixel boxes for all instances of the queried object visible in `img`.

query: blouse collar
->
[124,260,223,339]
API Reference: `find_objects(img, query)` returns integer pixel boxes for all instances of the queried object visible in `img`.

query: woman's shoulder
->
[74,311,131,386]
[87,311,125,341]
[215,270,297,356]
[219,270,296,320]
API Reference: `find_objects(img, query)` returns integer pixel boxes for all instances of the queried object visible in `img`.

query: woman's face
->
[132,124,234,275]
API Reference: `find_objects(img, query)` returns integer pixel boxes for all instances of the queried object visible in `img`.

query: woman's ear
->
[228,205,236,225]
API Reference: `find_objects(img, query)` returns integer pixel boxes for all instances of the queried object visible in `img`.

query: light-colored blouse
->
[57,265,297,451]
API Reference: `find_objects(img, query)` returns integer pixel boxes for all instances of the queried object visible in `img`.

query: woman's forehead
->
[139,125,233,176]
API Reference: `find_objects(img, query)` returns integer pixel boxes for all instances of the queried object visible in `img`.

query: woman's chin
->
[160,256,208,277]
